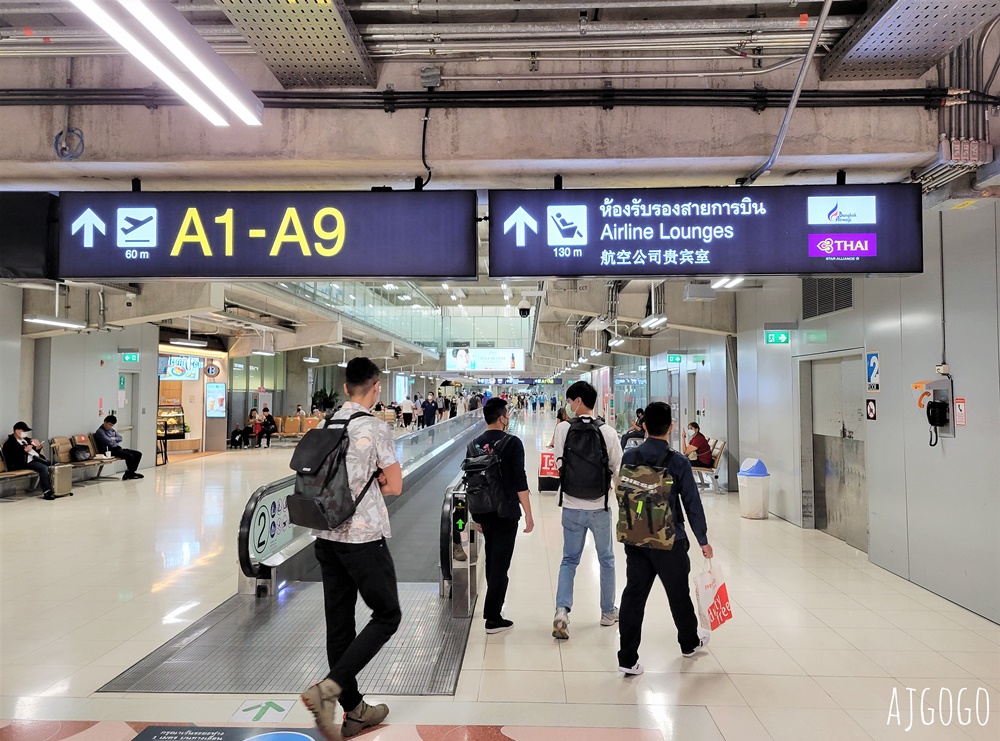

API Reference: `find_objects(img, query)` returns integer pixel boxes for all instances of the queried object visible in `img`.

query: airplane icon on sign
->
[116,207,158,248]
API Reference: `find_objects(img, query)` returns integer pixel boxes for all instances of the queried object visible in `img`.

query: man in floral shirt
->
[301,358,403,741]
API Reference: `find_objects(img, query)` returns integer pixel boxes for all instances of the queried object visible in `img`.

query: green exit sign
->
[667,355,683,363]
[122,352,140,363]
[765,331,790,345]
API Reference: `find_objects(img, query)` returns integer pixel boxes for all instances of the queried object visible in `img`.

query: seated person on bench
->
[95,415,144,480]
[683,422,714,469]
[2,421,54,499]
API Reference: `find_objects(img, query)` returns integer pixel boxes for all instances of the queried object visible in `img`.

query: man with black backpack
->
[463,397,535,634]
[616,401,713,676]
[552,381,623,640]
[298,358,403,741]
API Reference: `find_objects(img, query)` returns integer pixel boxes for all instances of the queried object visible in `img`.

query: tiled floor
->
[1,410,997,740]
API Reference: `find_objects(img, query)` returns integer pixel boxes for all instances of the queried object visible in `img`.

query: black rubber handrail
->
[440,486,454,585]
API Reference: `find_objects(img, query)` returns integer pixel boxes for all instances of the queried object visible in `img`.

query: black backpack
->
[287,412,377,531]
[558,417,611,508]
[461,434,512,518]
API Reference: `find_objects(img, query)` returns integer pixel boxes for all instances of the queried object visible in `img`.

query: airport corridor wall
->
[0,285,25,427]
[736,205,1000,623]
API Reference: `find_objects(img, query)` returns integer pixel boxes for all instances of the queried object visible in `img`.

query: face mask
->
[565,403,575,419]
[687,429,695,438]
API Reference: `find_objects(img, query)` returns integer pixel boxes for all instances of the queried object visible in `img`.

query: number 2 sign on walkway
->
[866,351,880,392]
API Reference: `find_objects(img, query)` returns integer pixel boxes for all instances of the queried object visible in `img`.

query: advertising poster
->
[206,382,227,418]
[446,347,525,372]
[159,355,204,380]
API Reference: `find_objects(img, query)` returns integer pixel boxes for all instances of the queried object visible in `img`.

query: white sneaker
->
[682,627,711,657]
[552,607,569,640]
[600,607,619,626]
[618,662,644,676]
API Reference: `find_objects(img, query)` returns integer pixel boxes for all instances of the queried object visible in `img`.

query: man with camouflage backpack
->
[615,401,713,676]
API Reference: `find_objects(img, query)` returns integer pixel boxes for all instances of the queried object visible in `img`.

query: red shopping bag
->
[694,561,733,631]
[538,450,560,492]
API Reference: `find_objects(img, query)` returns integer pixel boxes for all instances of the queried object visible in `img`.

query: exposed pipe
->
[440,56,803,81]
[349,0,849,9]
[949,49,958,146]
[360,17,856,40]
[0,85,952,111]
[741,0,834,185]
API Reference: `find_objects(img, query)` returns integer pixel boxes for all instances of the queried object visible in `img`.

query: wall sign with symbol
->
[866,351,880,392]
[866,399,877,421]
[204,363,220,378]
[955,397,967,426]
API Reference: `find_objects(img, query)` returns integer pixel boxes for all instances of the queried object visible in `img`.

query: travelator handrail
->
[237,409,486,594]
[440,472,478,617]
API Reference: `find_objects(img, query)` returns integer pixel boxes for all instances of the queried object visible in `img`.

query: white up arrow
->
[71,208,106,248]
[503,206,538,247]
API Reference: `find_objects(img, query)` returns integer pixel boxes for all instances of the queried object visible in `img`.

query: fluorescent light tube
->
[711,277,731,289]
[725,277,745,288]
[303,356,320,364]
[116,0,263,125]
[338,361,348,368]
[170,338,209,348]
[68,0,229,126]
[24,314,87,330]
[639,315,660,328]
[252,349,275,357]
[650,316,669,328]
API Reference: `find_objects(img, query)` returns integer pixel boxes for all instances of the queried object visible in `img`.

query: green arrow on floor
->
[243,701,286,721]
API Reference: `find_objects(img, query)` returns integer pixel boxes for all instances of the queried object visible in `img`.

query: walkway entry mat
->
[133,730,321,741]
[100,582,472,695]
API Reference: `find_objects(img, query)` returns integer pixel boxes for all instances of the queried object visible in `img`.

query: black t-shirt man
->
[467,398,534,634]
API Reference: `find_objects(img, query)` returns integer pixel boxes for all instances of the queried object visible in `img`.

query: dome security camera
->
[517,298,531,318]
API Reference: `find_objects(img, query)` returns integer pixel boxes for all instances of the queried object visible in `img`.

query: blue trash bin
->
[737,458,770,519]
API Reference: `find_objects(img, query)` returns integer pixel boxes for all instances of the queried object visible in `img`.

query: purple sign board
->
[489,184,921,278]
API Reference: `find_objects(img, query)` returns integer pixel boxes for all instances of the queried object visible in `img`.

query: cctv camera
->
[125,300,133,308]
[125,292,136,308]
[517,298,531,318]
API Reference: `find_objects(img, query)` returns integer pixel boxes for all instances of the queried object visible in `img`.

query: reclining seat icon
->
[551,212,582,239]
[546,205,588,246]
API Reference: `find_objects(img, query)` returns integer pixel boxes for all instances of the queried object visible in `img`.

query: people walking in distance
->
[465,397,535,634]
[300,358,403,741]
[399,396,414,429]
[616,401,713,676]
[552,381,623,640]
[422,392,438,428]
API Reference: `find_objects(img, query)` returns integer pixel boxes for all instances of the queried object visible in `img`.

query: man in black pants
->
[95,415,143,479]
[617,401,714,675]
[470,397,534,634]
[2,421,54,499]
[300,358,404,741]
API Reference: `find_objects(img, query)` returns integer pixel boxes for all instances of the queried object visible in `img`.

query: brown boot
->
[301,678,343,741]
[342,699,389,738]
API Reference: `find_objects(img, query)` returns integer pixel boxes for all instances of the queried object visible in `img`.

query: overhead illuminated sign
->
[489,184,922,278]
[159,355,203,380]
[765,331,790,345]
[447,347,525,372]
[58,191,478,280]
[476,377,562,385]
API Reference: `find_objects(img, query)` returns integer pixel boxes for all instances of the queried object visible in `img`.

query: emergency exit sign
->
[122,352,139,363]
[667,355,683,363]
[765,331,790,345]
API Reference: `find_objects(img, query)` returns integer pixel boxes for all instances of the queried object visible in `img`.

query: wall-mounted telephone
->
[927,400,949,447]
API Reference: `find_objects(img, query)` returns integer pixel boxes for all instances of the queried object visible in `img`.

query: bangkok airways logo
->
[808,196,877,225]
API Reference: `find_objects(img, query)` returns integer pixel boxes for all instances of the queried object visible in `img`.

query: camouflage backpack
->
[615,449,676,550]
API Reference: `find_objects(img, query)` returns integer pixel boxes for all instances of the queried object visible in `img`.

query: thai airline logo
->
[807,196,877,225]
[809,233,877,259]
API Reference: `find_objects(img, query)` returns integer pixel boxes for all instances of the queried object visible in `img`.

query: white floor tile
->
[763,625,854,650]
[904,630,1000,654]
[834,627,932,652]
[707,706,773,741]
[753,707,871,741]
[730,674,838,708]
[710,647,806,676]
[814,676,908,710]
[478,670,567,703]
[483,642,564,671]
[867,651,973,679]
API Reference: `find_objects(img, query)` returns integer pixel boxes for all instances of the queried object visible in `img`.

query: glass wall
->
[613,354,649,434]
[229,352,287,427]
[443,305,533,349]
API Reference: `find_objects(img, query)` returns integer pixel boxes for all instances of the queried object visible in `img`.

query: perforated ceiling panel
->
[822,0,1000,80]
[217,0,375,88]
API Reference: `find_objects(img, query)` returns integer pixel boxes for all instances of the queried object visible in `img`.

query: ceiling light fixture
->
[711,277,731,289]
[24,313,88,330]
[169,316,208,348]
[337,349,348,368]
[252,330,275,356]
[609,337,626,347]
[303,346,320,364]
[725,277,746,288]
[67,0,230,126]
[441,283,449,290]
[114,0,263,125]
[382,283,398,291]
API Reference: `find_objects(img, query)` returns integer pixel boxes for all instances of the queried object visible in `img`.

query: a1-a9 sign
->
[58,191,478,281]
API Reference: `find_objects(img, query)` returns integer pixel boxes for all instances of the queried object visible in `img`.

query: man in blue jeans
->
[552,381,623,640]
